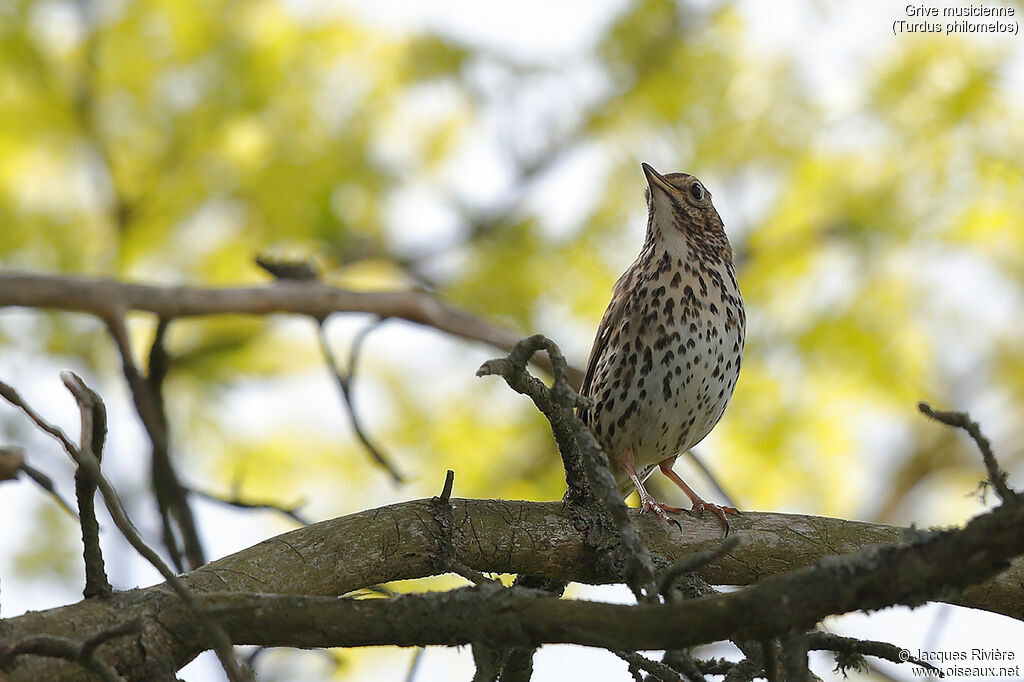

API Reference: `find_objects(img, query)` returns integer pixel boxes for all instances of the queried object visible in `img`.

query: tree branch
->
[104,313,206,571]
[0,272,585,386]
[316,317,405,482]
[2,495,1023,679]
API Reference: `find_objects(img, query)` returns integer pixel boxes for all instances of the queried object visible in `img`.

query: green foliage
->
[1,6,1022,673]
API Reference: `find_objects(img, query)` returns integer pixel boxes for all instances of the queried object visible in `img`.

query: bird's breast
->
[586,256,745,479]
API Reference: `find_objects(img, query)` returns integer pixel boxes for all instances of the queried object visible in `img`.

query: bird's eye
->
[690,182,705,201]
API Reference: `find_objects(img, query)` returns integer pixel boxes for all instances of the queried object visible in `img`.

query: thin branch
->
[16,461,79,519]
[105,313,206,571]
[0,382,78,453]
[478,334,590,502]
[0,272,585,386]
[685,448,737,509]
[190,487,310,525]
[805,631,941,677]
[661,650,709,682]
[918,402,1015,505]
[70,378,112,599]
[0,444,23,481]
[317,318,404,482]
[659,536,740,599]
[615,651,685,682]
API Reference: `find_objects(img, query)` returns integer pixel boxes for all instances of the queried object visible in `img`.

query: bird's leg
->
[622,458,683,529]
[659,456,738,535]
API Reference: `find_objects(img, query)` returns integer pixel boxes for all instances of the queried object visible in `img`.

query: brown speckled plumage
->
[579,163,745,531]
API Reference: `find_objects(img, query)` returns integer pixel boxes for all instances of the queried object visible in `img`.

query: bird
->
[578,163,745,532]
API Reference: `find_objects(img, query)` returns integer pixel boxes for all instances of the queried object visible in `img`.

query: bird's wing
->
[578,271,634,422]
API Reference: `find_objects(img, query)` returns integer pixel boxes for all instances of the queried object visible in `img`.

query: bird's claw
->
[687,501,739,536]
[639,497,685,530]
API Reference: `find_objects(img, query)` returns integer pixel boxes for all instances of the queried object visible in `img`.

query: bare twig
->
[0,272,584,386]
[190,487,310,525]
[317,318,404,482]
[0,382,78,453]
[0,619,141,682]
[658,536,739,599]
[615,650,685,682]
[69,379,112,599]
[430,469,494,586]
[105,313,205,571]
[685,448,737,509]
[16,461,79,519]
[918,403,1015,505]
[404,647,424,682]
[0,445,23,481]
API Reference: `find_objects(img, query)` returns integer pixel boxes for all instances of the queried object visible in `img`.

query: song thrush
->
[579,163,745,531]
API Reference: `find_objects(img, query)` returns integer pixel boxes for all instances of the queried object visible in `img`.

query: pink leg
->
[659,456,738,536]
[622,458,684,529]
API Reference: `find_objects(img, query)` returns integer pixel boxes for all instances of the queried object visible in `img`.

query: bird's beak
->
[642,163,674,196]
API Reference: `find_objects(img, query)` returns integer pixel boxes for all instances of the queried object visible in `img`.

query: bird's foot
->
[687,500,740,536]
[639,497,685,530]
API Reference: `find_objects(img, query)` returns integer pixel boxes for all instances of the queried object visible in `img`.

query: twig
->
[692,657,736,676]
[190,487,310,525]
[685,448,737,509]
[105,313,205,571]
[430,469,494,586]
[69,379,112,599]
[658,536,739,599]
[615,651,685,681]
[723,655,763,682]
[17,461,79,519]
[317,318,404,482]
[0,444,23,481]
[0,619,141,682]
[918,403,1015,505]
[805,631,941,677]
[478,335,658,601]
[660,649,709,682]
[404,647,424,682]
[0,382,78,453]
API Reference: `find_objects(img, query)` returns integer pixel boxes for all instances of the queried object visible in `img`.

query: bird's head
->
[641,162,731,260]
